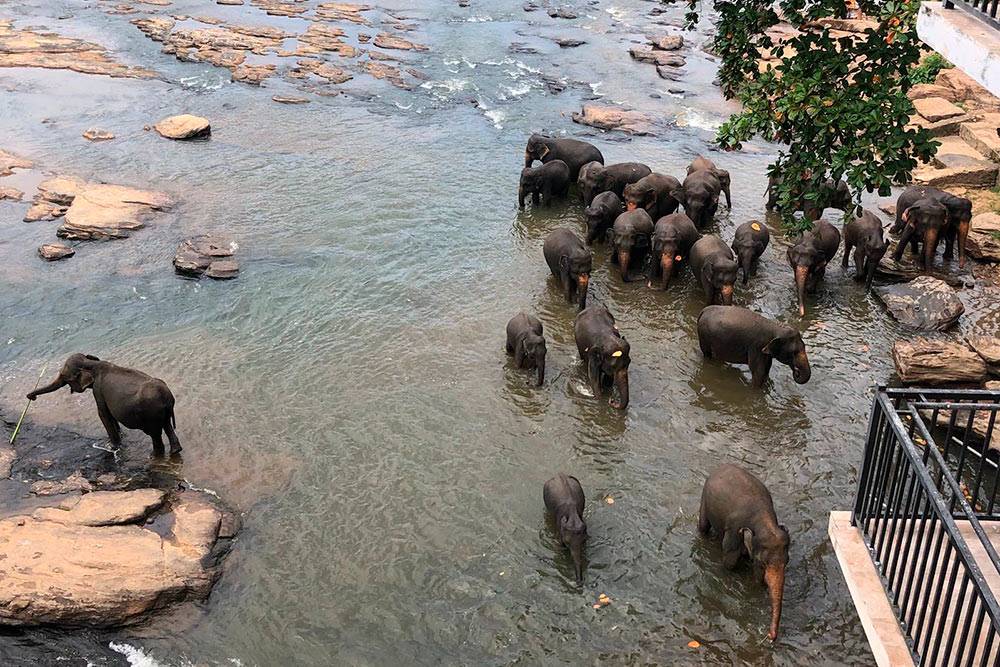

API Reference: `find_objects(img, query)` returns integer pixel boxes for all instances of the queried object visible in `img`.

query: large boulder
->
[0,489,236,627]
[876,276,964,330]
[57,183,172,240]
[629,47,685,67]
[153,114,211,140]
[571,104,657,136]
[892,338,987,385]
[966,213,1000,262]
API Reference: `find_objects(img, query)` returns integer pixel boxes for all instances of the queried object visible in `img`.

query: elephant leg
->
[587,354,602,397]
[893,226,914,261]
[721,530,743,570]
[542,185,553,207]
[853,246,865,277]
[749,353,773,388]
[96,398,122,448]
[148,428,166,456]
[532,191,540,206]
[164,418,181,455]
[944,230,955,260]
[698,494,710,535]
[842,241,852,268]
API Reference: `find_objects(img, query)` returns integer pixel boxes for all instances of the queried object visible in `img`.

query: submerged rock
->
[82,128,114,142]
[571,104,657,136]
[373,32,428,51]
[174,235,240,279]
[232,63,276,85]
[153,114,211,140]
[0,488,236,627]
[272,95,310,104]
[967,213,1000,262]
[38,243,75,261]
[31,470,92,496]
[892,338,987,385]
[0,148,32,177]
[0,185,23,201]
[876,276,965,330]
[650,35,683,51]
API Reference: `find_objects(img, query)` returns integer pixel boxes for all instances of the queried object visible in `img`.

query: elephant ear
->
[670,186,686,207]
[762,336,783,357]
[77,367,95,390]
[741,527,755,557]
[559,255,569,269]
[901,205,918,224]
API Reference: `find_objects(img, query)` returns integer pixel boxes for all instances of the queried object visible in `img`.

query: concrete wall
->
[918,2,1000,98]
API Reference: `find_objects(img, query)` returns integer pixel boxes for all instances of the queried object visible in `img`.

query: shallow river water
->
[1,0,988,664]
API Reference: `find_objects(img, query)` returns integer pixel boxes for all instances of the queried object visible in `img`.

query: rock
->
[373,32,427,51]
[547,7,577,19]
[935,68,998,111]
[879,202,896,216]
[23,202,66,222]
[913,97,966,123]
[656,65,682,80]
[57,183,172,241]
[315,3,373,25]
[876,276,965,330]
[30,471,92,496]
[650,35,683,51]
[0,148,32,177]
[967,213,1000,262]
[360,61,410,89]
[907,83,957,102]
[961,121,1000,162]
[38,243,75,261]
[0,20,157,79]
[217,0,244,4]
[0,185,23,201]
[153,114,211,140]
[272,95,309,104]
[0,489,234,627]
[892,338,987,385]
[37,176,85,206]
[232,63,276,85]
[629,47,685,67]
[912,162,998,189]
[299,23,357,57]
[571,104,657,136]
[82,128,114,142]
[911,112,975,138]
[554,38,585,48]
[968,336,1000,376]
[0,447,14,479]
[174,235,239,279]
[250,0,307,16]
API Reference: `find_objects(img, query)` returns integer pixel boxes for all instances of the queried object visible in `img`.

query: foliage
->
[685,0,940,232]
[910,52,953,85]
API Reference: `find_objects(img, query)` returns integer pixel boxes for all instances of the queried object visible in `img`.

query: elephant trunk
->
[611,368,629,409]
[524,151,532,168]
[518,185,526,209]
[719,283,734,306]
[625,200,637,212]
[958,219,970,269]
[535,350,546,386]
[923,226,939,269]
[794,265,809,317]
[864,255,878,292]
[618,249,631,282]
[764,564,785,642]
[659,253,675,290]
[687,205,703,228]
[570,541,584,583]
[27,376,66,400]
[577,274,589,310]
[792,350,811,384]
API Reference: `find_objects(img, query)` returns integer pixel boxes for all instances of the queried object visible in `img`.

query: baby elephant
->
[543,229,592,310]
[787,219,841,317]
[648,212,699,290]
[699,463,790,641]
[27,353,181,456]
[519,159,571,208]
[690,235,738,305]
[697,306,810,387]
[506,313,547,386]
[575,305,631,409]
[584,191,621,244]
[610,208,655,282]
[731,220,770,285]
[543,473,587,583]
[842,210,888,291]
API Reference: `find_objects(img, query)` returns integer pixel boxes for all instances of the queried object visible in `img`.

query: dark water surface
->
[1,0,977,664]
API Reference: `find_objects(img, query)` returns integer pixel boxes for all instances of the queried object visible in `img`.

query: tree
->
[686,0,939,231]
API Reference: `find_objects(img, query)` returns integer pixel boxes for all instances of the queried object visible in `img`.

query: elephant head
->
[558,512,587,582]
[27,353,101,399]
[518,167,541,208]
[651,231,684,290]
[578,161,603,206]
[764,330,811,384]
[941,193,973,268]
[589,337,630,409]
[787,235,826,316]
[741,524,790,641]
[897,198,948,269]
[862,237,889,291]
[732,242,758,287]
[828,178,852,211]
[560,250,592,310]
[524,133,550,167]
[611,211,652,282]
[523,333,547,386]
[623,180,654,214]
[703,256,737,305]
[672,179,720,229]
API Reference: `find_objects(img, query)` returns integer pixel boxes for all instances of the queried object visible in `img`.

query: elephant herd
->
[515,132,976,643]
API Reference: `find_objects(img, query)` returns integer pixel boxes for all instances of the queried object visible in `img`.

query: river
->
[0,0,954,664]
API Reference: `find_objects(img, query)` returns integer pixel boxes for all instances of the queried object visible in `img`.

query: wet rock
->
[30,471,93,496]
[299,23,357,57]
[879,202,896,216]
[0,20,157,79]
[38,243,75,261]
[315,2,372,24]
[967,213,1000,262]
[232,63,276,85]
[0,148,32,177]
[0,186,23,201]
[82,128,114,142]
[554,38,585,48]
[361,60,411,89]
[358,33,371,43]
[250,0,307,16]
[272,95,310,104]
[650,35,683,51]
[153,114,211,140]
[968,336,1000,376]
[571,104,657,136]
[295,59,353,83]
[57,183,173,241]
[876,276,965,330]
[630,47,685,68]
[217,0,244,4]
[0,489,235,627]
[0,447,14,478]
[656,66,682,81]
[373,32,428,51]
[547,7,577,19]
[174,235,240,279]
[892,338,987,385]
[24,202,66,222]
[509,42,539,54]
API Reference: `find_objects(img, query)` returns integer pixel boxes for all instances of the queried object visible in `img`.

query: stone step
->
[934,135,990,164]
[909,112,975,137]
[913,96,967,123]
[913,161,999,188]
[960,120,1000,162]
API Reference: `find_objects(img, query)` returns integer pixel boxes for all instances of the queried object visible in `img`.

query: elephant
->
[892,186,973,268]
[787,219,841,316]
[623,173,681,220]
[672,163,722,229]
[647,212,700,290]
[584,191,622,244]
[578,161,604,204]
[890,196,949,270]
[506,313,547,386]
[519,160,571,208]
[609,208,655,282]
[699,463,790,642]
[697,306,811,387]
[543,473,587,583]
[842,210,888,291]
[731,220,770,285]
[766,175,852,221]
[26,353,181,456]
[578,162,652,206]
[543,228,592,310]
[524,133,604,181]
[574,305,630,409]
[690,235,738,305]
[688,156,732,208]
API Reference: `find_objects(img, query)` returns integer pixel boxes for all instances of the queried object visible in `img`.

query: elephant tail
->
[168,406,176,429]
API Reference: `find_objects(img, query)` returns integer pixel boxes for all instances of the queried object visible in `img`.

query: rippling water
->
[2,0,994,664]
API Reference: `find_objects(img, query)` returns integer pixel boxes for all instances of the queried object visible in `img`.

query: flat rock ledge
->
[174,235,240,279]
[875,276,965,330]
[153,114,211,140]
[967,213,1000,262]
[571,104,658,136]
[0,488,237,627]
[892,338,987,385]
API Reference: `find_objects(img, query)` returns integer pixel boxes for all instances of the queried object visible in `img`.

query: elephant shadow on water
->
[539,507,603,587]
[689,361,810,419]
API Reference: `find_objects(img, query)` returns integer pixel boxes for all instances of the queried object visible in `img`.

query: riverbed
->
[0,0,969,664]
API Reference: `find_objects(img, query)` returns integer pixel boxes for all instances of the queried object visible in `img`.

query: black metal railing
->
[945,0,1000,31]
[853,388,1000,666]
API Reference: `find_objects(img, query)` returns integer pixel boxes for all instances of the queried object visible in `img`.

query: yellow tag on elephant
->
[611,350,623,357]
[751,222,762,231]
